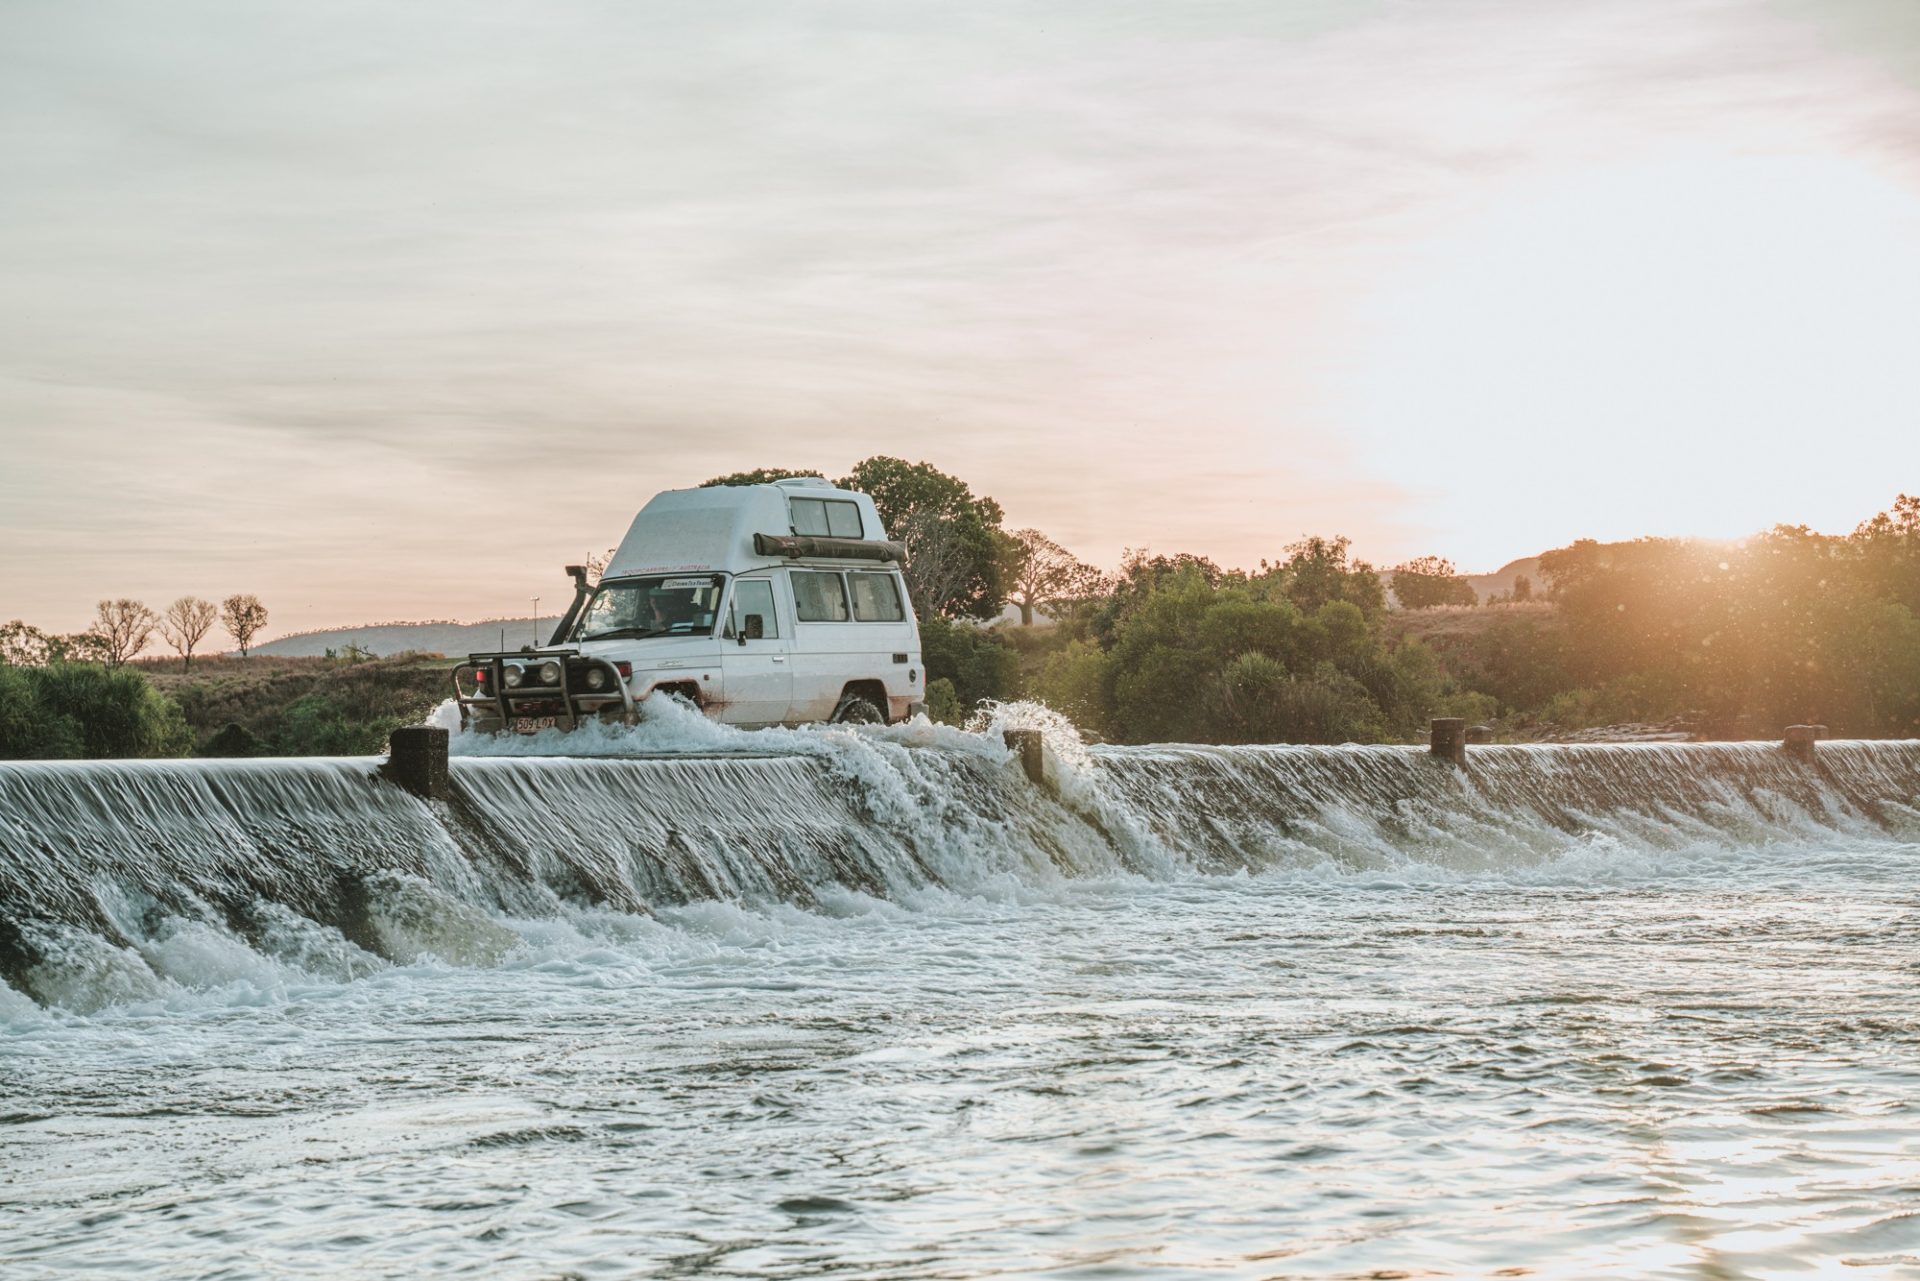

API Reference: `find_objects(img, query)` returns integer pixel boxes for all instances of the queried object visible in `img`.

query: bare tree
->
[159,596,218,670]
[91,599,157,668]
[897,508,981,619]
[583,546,617,585]
[221,594,270,657]
[1001,528,1108,626]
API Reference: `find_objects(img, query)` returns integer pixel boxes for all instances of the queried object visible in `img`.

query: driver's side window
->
[728,579,780,639]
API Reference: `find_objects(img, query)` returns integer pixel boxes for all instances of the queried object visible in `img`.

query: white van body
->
[452,479,925,732]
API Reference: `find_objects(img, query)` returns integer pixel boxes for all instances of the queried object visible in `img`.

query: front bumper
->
[452,650,635,733]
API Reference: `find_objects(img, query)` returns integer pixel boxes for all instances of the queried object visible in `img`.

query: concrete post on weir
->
[1783,724,1825,763]
[1004,729,1046,786]
[381,726,451,801]
[1430,718,1468,768]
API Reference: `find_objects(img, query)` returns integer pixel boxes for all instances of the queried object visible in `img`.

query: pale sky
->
[4,0,1918,637]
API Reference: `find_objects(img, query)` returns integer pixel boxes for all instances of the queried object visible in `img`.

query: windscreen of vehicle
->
[576,576,723,640]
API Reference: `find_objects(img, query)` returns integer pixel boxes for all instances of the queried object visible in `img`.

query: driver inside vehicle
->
[648,591,692,632]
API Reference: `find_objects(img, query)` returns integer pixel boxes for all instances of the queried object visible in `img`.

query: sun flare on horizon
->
[1348,146,1920,566]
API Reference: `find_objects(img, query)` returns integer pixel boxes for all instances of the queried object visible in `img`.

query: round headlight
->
[585,667,607,690]
[503,664,524,688]
[539,661,563,686]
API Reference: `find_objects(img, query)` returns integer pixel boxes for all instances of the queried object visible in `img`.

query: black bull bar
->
[451,649,635,732]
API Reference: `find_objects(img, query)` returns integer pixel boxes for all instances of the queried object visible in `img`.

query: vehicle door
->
[718,576,792,725]
[786,568,862,720]
[845,569,916,717]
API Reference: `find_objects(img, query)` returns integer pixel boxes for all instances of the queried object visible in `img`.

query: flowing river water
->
[2,705,1918,1279]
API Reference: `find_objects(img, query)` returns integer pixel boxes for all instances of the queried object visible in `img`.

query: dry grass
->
[1383,599,1558,645]
[135,653,455,750]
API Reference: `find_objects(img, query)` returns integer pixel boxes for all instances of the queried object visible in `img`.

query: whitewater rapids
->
[1,704,1917,1278]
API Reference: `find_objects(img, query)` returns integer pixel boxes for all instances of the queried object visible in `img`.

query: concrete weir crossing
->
[1,726,1917,1005]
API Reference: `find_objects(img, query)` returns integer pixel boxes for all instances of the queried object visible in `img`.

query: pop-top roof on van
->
[599,482,892,580]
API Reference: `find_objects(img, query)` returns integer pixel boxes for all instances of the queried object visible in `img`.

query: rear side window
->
[791,498,863,539]
[791,571,850,622]
[728,579,780,639]
[848,572,905,622]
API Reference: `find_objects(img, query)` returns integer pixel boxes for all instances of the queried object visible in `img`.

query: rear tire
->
[830,695,886,726]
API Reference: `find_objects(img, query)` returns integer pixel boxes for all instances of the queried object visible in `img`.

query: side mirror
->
[742,614,764,641]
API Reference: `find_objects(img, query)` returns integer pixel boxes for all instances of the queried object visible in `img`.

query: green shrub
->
[1210,657,1386,744]
[1031,640,1113,738]
[201,721,264,757]
[0,662,189,759]
[923,678,963,725]
[0,664,79,758]
[919,616,1019,718]
[279,693,410,756]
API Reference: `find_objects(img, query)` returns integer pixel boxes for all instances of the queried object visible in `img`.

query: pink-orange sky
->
[4,0,1919,640]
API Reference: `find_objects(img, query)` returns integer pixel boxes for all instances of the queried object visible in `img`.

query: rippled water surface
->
[7,848,1920,1279]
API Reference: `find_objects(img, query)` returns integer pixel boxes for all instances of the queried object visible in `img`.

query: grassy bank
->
[137,653,454,756]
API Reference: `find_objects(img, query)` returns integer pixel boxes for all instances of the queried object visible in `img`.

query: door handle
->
[772,656,786,663]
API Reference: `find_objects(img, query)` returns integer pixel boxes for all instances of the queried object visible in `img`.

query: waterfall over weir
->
[2,722,1917,1007]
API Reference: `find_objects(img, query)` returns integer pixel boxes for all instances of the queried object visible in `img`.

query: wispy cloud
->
[2,0,1916,628]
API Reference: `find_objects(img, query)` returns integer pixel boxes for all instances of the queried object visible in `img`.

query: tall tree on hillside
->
[221,594,270,657]
[1268,536,1386,620]
[159,596,218,670]
[839,457,1007,619]
[91,599,157,668]
[1001,529,1108,625]
[1389,556,1477,609]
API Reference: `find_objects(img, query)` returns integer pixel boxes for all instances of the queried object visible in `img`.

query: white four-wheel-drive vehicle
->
[453,479,925,733]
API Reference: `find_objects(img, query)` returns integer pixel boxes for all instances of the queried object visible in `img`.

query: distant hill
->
[1384,556,1543,609]
[1463,556,1543,603]
[253,618,550,658]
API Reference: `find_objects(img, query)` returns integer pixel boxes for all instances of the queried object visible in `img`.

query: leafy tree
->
[0,620,54,666]
[159,596,218,670]
[1390,555,1477,609]
[1263,536,1386,621]
[52,631,111,664]
[90,599,157,668]
[701,468,824,488]
[839,457,1007,619]
[1000,528,1107,626]
[221,594,270,657]
[1853,493,1920,613]
[1518,503,1920,736]
[1086,550,1227,648]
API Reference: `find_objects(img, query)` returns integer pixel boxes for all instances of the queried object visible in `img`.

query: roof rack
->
[752,533,906,563]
